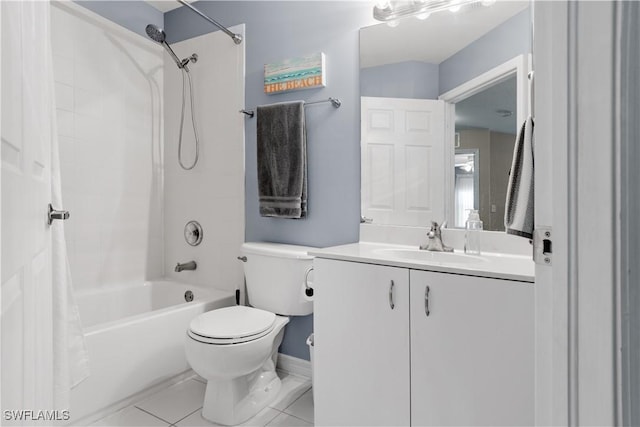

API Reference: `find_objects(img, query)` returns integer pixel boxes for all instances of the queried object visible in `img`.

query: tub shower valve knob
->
[175,260,197,272]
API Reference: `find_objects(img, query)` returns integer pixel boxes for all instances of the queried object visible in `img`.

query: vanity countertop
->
[309,242,535,283]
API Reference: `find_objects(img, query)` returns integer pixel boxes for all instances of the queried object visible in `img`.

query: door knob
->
[48,203,69,225]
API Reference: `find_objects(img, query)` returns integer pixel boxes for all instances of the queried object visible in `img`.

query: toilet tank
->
[241,242,315,316]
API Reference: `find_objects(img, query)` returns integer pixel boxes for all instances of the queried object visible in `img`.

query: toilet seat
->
[188,306,276,345]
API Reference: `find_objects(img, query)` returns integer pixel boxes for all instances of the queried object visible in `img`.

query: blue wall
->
[166,1,374,361]
[76,1,163,38]
[439,8,531,94]
[361,61,440,99]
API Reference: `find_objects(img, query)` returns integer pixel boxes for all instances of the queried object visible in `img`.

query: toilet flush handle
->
[304,267,314,298]
[237,256,247,262]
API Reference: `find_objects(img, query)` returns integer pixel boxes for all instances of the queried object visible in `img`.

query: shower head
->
[145,24,166,43]
[145,24,187,70]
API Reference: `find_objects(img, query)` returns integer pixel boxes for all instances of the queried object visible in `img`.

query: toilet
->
[185,242,315,426]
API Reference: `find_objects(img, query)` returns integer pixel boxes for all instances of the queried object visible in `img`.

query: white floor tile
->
[266,413,312,427]
[269,373,311,411]
[135,379,205,424]
[176,407,280,427]
[173,409,222,427]
[240,408,282,427]
[91,406,169,427]
[282,390,313,423]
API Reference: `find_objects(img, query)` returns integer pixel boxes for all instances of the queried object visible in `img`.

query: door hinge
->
[533,227,552,266]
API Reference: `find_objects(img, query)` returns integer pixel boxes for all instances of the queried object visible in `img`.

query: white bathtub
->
[70,281,234,424]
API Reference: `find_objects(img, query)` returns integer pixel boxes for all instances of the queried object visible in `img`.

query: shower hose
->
[178,68,200,170]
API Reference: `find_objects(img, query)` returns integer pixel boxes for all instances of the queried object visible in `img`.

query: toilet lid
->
[189,306,276,341]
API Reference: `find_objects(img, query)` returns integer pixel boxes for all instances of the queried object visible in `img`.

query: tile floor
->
[91,372,313,427]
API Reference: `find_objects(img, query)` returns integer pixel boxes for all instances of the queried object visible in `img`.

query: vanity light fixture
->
[373,0,491,22]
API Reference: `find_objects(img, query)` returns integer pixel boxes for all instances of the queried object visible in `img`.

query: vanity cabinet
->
[409,270,534,426]
[314,259,534,426]
[314,258,410,426]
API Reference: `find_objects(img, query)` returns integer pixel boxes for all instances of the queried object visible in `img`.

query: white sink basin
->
[374,248,487,265]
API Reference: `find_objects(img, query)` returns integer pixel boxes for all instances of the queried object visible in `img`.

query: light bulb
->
[387,19,400,27]
[449,4,461,12]
[376,0,391,9]
[416,12,430,20]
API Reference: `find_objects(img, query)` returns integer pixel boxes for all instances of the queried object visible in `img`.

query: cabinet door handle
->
[389,280,395,310]
[425,285,430,317]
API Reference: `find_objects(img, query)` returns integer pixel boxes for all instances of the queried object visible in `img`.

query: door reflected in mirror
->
[360,1,531,232]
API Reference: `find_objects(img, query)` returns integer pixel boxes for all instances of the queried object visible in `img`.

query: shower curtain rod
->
[176,0,242,45]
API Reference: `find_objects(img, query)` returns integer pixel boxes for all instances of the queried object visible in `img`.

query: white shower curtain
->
[51,85,91,409]
[2,0,90,411]
[44,0,91,407]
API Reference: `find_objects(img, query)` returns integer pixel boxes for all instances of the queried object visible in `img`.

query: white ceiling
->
[145,0,193,13]
[455,74,517,134]
[360,1,529,68]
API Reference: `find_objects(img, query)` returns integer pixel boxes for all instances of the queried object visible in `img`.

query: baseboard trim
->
[277,353,312,379]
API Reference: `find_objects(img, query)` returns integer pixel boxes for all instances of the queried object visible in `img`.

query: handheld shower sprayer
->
[145,24,197,71]
[145,24,200,170]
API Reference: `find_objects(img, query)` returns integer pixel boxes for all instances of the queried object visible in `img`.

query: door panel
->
[1,0,53,414]
[410,270,534,426]
[314,259,410,426]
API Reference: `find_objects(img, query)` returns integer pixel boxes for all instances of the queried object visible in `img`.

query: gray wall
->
[620,2,640,425]
[166,1,373,361]
[360,61,439,99]
[489,131,516,231]
[439,8,531,94]
[75,1,163,38]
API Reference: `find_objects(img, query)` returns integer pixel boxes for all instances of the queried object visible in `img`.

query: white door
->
[538,2,619,424]
[361,97,446,226]
[1,1,55,415]
[314,259,410,426]
[410,270,534,426]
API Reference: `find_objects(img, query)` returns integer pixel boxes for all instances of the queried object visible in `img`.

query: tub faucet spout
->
[175,260,197,272]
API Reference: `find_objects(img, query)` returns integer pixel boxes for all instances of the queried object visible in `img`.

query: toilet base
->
[201,359,282,426]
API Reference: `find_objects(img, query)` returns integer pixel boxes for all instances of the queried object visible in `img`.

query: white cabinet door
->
[314,259,410,426]
[410,270,534,426]
[361,97,446,226]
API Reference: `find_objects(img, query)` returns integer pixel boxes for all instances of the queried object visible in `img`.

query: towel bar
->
[240,97,341,118]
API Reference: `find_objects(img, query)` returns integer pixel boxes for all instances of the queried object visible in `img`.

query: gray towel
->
[257,101,307,219]
[504,116,534,238]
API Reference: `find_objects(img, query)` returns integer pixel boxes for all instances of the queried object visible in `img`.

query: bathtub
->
[69,281,235,424]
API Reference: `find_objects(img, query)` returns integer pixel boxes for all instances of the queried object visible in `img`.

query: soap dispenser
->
[464,209,483,255]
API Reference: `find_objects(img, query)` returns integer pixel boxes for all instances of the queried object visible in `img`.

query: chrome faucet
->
[175,260,197,272]
[420,221,453,252]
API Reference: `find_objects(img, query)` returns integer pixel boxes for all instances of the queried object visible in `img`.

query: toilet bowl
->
[185,243,315,426]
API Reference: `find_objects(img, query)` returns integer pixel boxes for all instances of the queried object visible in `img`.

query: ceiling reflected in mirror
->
[456,75,517,134]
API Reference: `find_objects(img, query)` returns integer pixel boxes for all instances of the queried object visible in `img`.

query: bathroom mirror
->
[360,1,531,231]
